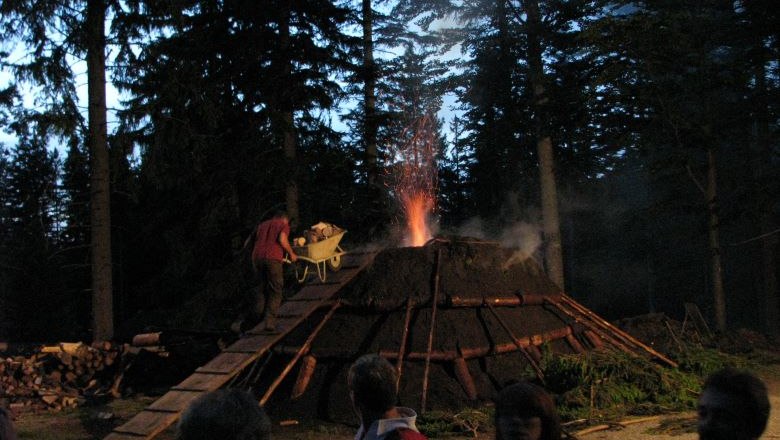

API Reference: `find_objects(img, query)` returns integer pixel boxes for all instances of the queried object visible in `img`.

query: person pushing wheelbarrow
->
[233,210,298,334]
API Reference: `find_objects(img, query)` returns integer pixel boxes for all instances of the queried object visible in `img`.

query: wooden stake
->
[421,249,442,413]
[395,298,414,394]
[485,301,544,382]
[260,301,341,406]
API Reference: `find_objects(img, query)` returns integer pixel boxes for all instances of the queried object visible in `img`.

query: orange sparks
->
[387,111,439,247]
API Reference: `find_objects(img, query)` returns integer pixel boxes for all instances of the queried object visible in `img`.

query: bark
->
[524,0,565,290]
[87,0,113,341]
[706,147,726,332]
[362,0,378,187]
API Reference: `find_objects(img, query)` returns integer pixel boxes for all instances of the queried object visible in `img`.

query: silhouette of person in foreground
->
[348,354,427,440]
[0,407,17,440]
[698,368,770,440]
[494,381,561,440]
[177,389,271,440]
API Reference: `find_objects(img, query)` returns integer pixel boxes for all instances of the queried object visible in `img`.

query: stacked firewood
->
[0,342,124,412]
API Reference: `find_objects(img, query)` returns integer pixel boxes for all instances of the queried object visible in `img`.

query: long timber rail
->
[105,251,378,440]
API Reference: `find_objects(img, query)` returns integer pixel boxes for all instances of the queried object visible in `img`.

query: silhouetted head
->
[348,354,398,418]
[698,368,770,440]
[0,407,17,440]
[495,381,561,440]
[177,389,271,440]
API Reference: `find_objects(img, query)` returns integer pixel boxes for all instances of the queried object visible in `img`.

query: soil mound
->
[342,238,560,310]
[264,238,578,422]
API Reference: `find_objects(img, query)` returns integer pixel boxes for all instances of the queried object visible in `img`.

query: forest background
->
[0,0,777,343]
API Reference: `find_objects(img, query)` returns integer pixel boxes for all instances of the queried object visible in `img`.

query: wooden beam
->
[395,298,415,394]
[259,301,341,406]
[421,249,442,413]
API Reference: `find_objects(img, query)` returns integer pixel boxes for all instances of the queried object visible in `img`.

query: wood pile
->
[0,342,124,413]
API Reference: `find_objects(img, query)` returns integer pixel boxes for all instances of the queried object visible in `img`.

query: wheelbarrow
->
[289,231,347,282]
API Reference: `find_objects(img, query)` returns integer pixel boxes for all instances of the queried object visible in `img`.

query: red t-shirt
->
[251,217,290,262]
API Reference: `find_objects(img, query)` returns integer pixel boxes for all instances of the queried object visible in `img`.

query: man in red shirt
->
[244,210,298,333]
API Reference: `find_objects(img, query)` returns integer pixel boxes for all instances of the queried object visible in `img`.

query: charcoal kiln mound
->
[258,238,673,423]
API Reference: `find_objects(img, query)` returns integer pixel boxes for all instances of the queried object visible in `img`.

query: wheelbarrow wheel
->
[327,254,342,271]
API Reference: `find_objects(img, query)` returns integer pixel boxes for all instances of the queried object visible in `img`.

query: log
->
[518,293,562,305]
[448,296,521,307]
[379,327,572,361]
[132,333,162,347]
[452,357,478,401]
[565,331,586,354]
[291,355,317,400]
[583,330,603,348]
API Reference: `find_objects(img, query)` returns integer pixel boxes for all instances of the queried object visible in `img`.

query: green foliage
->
[417,408,492,438]
[541,347,762,421]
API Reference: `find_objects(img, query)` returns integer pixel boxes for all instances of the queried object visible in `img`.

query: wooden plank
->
[112,410,180,437]
[292,286,339,301]
[107,251,380,440]
[171,372,230,392]
[147,390,204,412]
[223,334,279,354]
[196,352,254,374]
[104,433,146,439]
[277,300,321,316]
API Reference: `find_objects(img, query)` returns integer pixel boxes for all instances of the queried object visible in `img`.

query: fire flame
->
[388,111,439,247]
[404,193,434,247]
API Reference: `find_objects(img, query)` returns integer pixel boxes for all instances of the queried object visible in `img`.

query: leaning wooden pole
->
[421,249,442,413]
[547,299,638,357]
[485,301,545,383]
[560,295,677,367]
[395,297,415,394]
[260,301,341,406]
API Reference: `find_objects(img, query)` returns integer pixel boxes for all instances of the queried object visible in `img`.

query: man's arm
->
[279,230,297,262]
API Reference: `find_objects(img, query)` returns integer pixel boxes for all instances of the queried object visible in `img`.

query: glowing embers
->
[388,112,439,247]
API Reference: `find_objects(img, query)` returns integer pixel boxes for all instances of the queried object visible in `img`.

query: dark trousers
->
[251,259,284,326]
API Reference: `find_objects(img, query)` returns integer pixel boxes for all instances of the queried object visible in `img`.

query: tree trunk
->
[524,0,565,290]
[706,147,726,332]
[753,63,779,335]
[279,3,299,227]
[86,0,113,341]
[283,110,299,227]
[362,0,378,187]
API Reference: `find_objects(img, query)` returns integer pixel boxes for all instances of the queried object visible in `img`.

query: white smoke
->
[500,222,543,269]
[456,217,487,239]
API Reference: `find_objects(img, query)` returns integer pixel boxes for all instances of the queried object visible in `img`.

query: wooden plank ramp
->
[105,251,377,440]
